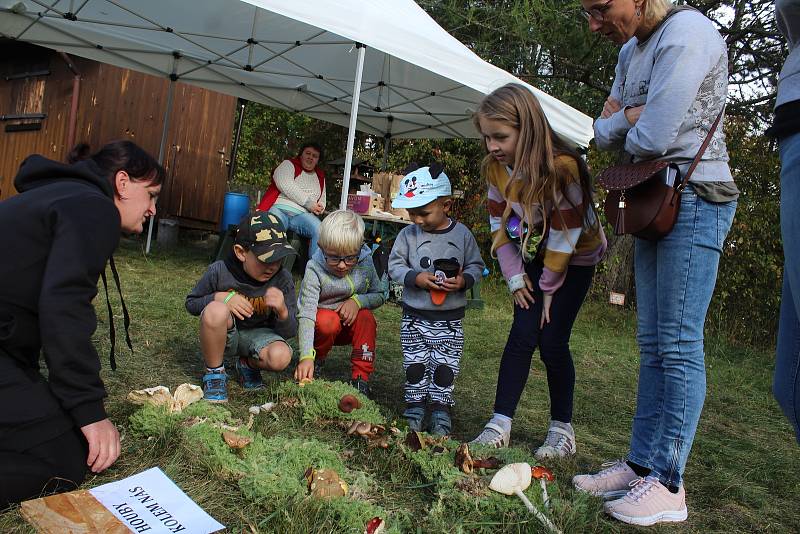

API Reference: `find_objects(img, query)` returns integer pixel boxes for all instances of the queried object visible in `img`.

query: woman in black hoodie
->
[0,141,164,507]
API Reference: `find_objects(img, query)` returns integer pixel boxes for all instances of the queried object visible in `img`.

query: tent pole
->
[339,43,366,210]
[145,55,179,254]
[380,115,393,171]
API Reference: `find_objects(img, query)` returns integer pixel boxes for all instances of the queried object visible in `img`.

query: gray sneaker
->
[535,420,576,459]
[403,405,426,432]
[469,421,510,448]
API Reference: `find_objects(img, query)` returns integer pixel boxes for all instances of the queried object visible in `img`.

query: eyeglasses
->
[323,253,359,267]
[580,0,613,21]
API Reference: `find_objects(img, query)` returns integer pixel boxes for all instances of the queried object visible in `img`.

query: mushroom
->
[489,463,561,534]
[298,377,313,388]
[531,465,555,509]
[305,468,348,498]
[338,394,361,413]
[455,443,474,474]
[364,517,385,534]
[127,385,173,409]
[222,430,252,450]
[404,431,425,452]
[472,457,501,470]
[346,421,374,437]
[171,383,203,412]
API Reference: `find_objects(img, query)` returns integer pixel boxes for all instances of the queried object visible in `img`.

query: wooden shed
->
[0,40,236,231]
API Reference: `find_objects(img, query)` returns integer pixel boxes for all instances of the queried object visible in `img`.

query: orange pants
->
[314,308,376,380]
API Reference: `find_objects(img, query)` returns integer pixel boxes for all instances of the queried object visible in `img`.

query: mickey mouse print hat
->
[391,162,451,209]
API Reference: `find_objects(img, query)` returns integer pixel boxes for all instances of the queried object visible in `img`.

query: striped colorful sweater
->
[487,155,606,295]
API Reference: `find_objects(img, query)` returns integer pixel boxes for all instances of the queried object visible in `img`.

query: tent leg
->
[145,75,177,254]
[381,135,392,171]
[339,43,366,210]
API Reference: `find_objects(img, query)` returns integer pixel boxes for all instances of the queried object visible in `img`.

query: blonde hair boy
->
[318,209,365,254]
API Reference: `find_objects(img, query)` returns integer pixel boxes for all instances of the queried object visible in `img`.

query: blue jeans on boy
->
[628,186,736,488]
[267,207,321,257]
[775,131,800,443]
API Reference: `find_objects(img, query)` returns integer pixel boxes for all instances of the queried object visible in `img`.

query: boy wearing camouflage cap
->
[186,212,299,402]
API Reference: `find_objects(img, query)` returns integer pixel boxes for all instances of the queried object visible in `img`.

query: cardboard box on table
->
[371,172,409,220]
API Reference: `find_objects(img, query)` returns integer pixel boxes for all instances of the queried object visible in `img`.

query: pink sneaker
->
[604,476,688,526]
[572,460,638,499]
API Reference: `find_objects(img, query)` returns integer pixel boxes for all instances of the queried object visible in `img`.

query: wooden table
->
[361,213,412,243]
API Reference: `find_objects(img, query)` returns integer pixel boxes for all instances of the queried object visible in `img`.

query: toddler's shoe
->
[428,409,452,437]
[572,460,639,499]
[350,377,371,398]
[236,358,265,390]
[469,421,510,448]
[403,405,426,433]
[202,371,228,403]
[604,476,688,526]
[535,420,576,459]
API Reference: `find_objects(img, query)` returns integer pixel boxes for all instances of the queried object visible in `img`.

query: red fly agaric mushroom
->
[364,517,385,534]
[531,465,555,508]
[338,394,361,413]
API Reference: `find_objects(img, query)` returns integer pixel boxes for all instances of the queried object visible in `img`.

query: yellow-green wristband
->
[299,350,316,362]
[223,290,236,303]
[350,295,362,308]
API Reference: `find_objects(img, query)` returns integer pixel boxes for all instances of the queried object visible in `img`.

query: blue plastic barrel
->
[220,192,250,231]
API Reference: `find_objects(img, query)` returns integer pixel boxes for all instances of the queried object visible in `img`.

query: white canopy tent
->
[0,0,593,247]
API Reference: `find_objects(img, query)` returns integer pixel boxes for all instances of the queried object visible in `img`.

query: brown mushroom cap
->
[338,394,361,413]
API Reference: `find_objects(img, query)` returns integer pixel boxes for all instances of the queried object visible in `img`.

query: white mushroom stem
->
[514,489,561,534]
[539,479,550,509]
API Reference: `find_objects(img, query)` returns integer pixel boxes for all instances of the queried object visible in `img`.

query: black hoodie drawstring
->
[100,255,132,371]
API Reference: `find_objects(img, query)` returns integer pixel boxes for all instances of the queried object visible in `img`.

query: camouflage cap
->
[235,212,297,263]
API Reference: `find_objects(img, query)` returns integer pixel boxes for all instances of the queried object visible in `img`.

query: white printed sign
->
[90,467,225,534]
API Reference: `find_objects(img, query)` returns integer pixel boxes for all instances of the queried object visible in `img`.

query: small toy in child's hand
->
[433,258,460,285]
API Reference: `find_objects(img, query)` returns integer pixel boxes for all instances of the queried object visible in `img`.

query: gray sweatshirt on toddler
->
[388,219,485,321]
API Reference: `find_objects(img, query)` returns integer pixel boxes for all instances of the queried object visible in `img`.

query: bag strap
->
[678,107,724,191]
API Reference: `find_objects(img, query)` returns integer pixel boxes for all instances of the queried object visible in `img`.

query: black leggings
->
[0,426,88,509]
[493,262,594,422]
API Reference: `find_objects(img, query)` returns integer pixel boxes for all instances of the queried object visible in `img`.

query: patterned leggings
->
[401,316,463,408]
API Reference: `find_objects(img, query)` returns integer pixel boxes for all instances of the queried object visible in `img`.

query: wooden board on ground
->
[21,490,129,534]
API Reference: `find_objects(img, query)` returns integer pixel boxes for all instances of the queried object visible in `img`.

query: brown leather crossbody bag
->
[596,109,723,241]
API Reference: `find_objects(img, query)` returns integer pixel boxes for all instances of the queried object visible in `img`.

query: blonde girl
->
[470,83,606,459]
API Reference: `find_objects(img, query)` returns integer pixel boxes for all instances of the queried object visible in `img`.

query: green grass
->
[2,237,798,533]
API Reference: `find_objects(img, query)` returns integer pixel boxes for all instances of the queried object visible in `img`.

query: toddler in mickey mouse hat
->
[388,163,485,436]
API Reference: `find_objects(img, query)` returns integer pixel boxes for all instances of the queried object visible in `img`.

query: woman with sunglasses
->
[294,210,385,397]
[572,0,738,526]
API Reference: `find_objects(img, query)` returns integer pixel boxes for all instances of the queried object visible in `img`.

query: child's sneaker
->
[535,420,576,459]
[573,460,638,499]
[428,410,452,436]
[603,476,688,526]
[469,421,510,448]
[202,371,228,403]
[403,405,426,432]
[236,358,265,389]
[350,377,371,398]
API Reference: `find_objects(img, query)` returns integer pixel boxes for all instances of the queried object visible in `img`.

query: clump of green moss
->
[275,380,384,424]
[128,404,178,438]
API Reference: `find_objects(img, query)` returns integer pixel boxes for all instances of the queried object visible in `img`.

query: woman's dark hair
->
[67,140,165,191]
[296,141,324,162]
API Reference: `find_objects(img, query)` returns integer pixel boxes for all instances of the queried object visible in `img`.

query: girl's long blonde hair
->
[473,83,598,255]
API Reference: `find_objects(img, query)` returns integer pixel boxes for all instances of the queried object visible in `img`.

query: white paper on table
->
[89,467,225,534]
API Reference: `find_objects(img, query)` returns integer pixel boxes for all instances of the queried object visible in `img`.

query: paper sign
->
[89,467,224,534]
[609,292,626,306]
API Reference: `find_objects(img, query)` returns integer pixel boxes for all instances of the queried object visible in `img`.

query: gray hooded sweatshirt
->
[296,244,385,359]
[594,7,732,183]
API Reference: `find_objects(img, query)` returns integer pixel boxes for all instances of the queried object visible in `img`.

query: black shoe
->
[350,377,371,398]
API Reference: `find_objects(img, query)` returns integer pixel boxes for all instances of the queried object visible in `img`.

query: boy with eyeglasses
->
[294,210,385,396]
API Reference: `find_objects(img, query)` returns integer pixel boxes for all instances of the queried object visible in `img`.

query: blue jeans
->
[628,187,736,487]
[775,132,800,443]
[267,207,321,257]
